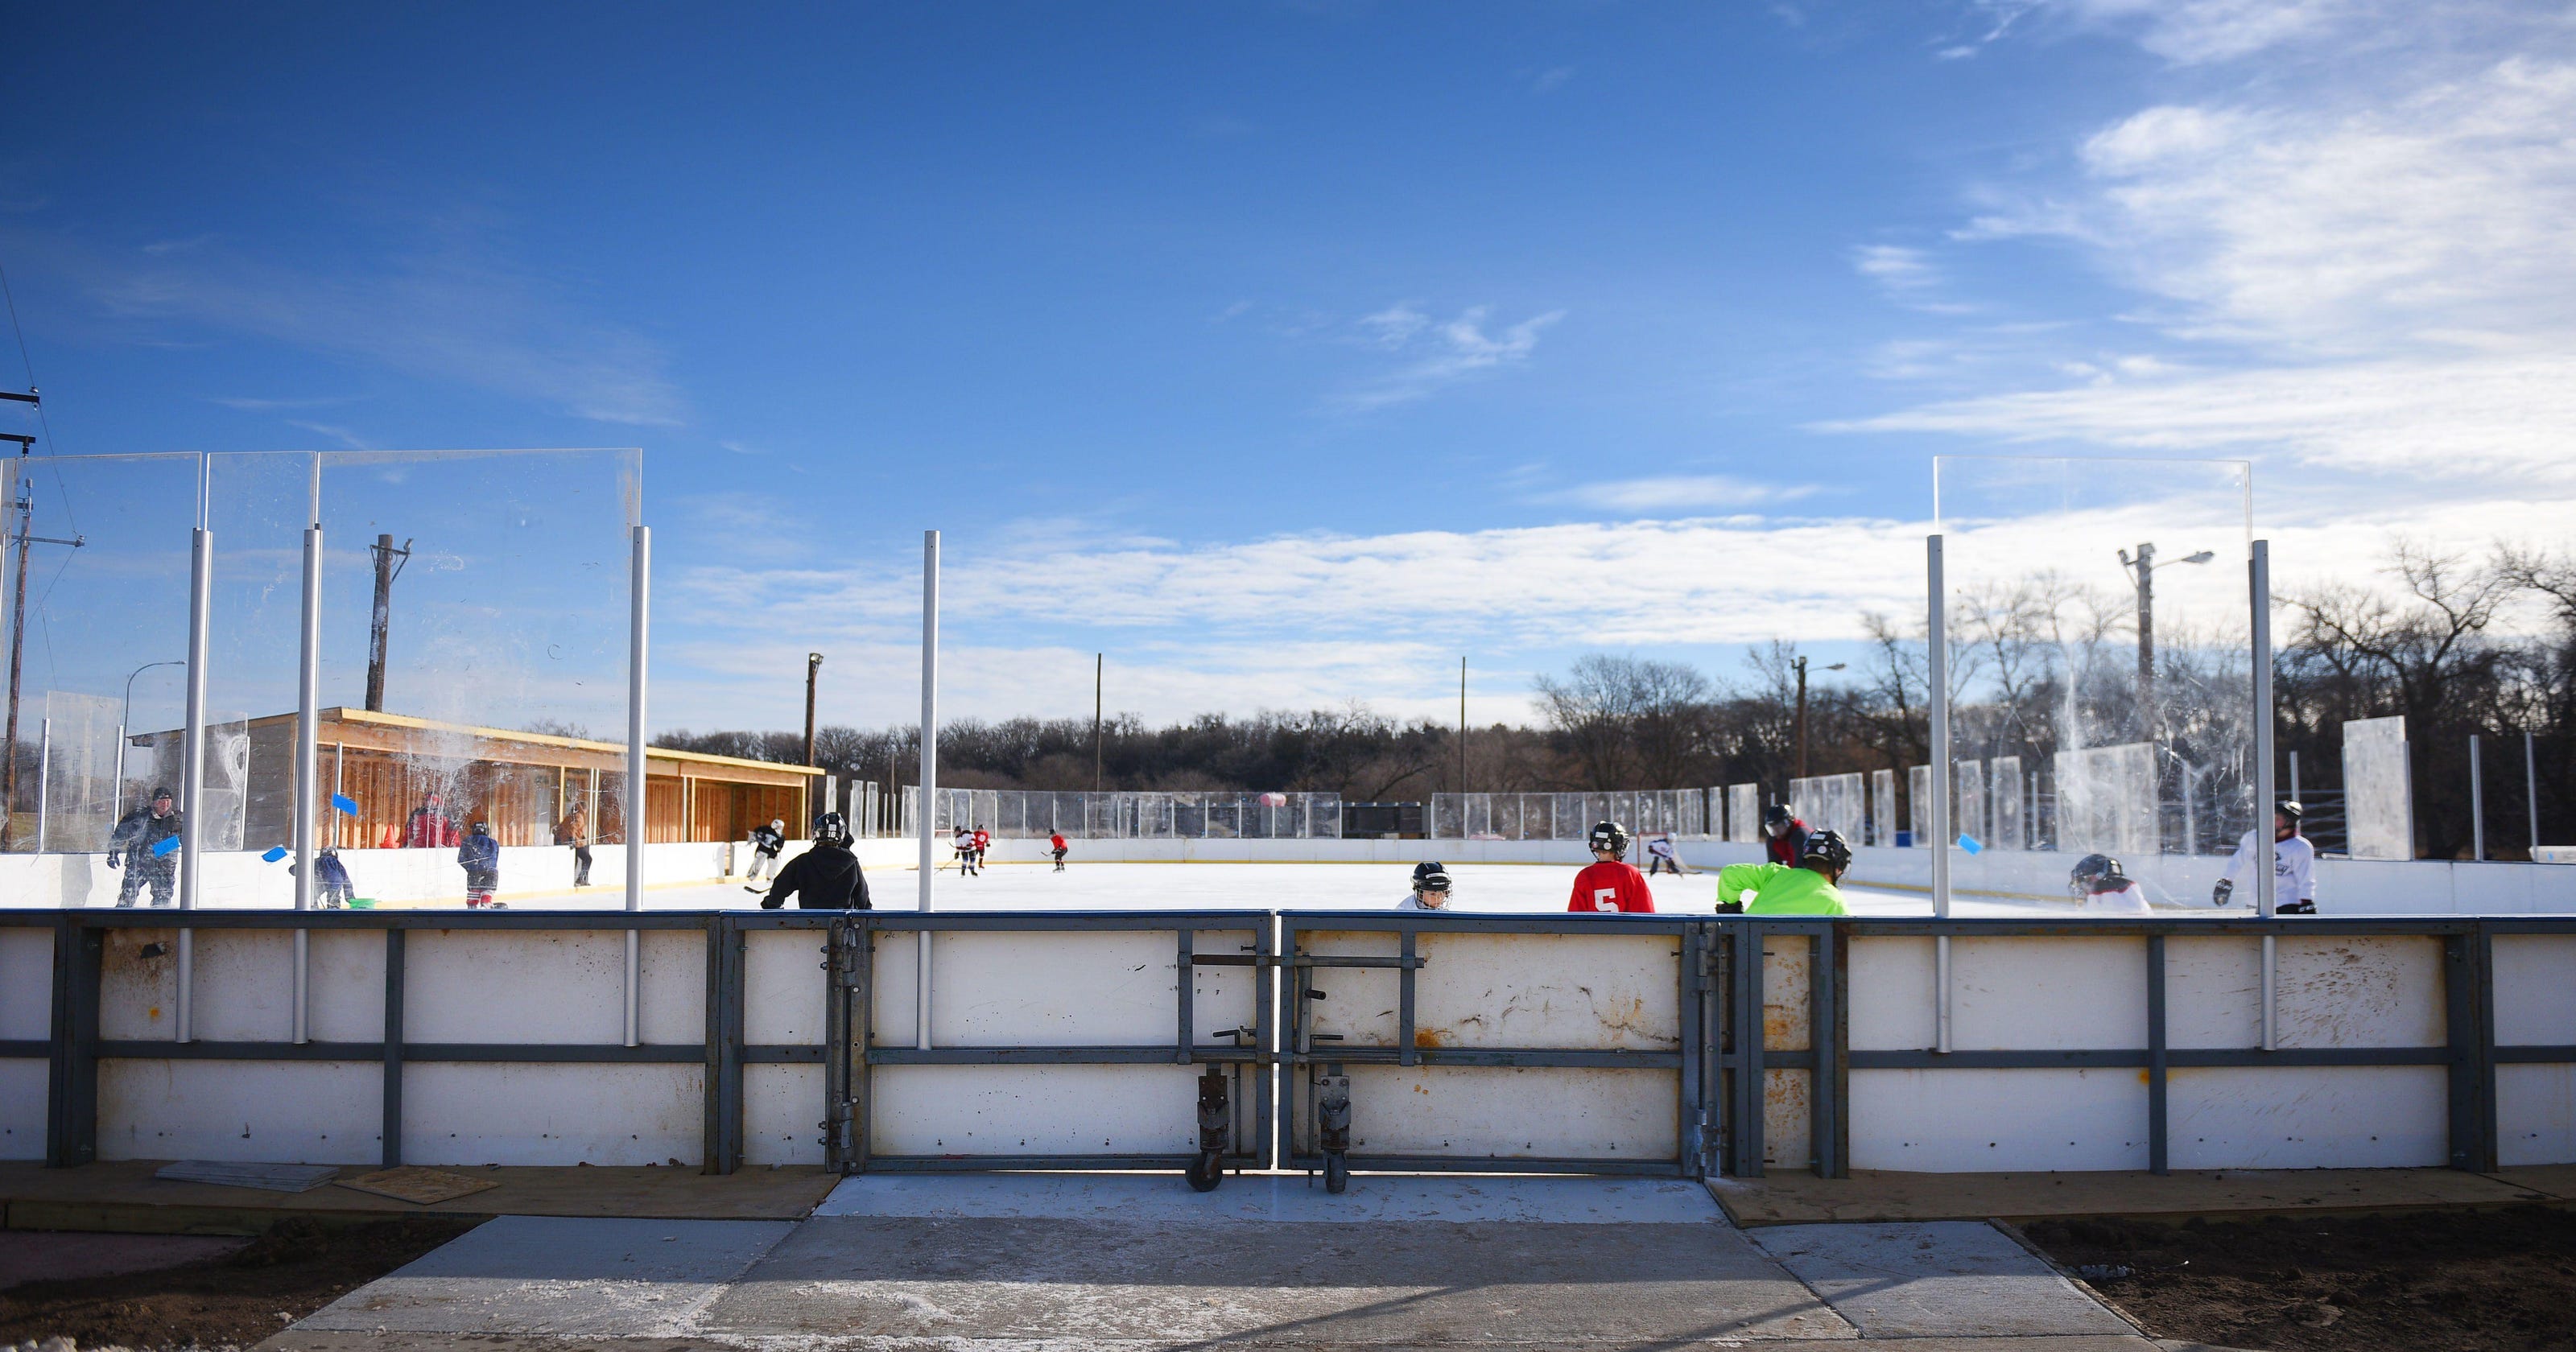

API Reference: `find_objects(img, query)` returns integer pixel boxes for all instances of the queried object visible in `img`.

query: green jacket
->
[1717,861,1848,916]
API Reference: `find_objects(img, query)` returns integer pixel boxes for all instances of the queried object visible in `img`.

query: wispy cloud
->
[1852,244,1975,314]
[1336,303,1566,410]
[1957,0,2363,65]
[284,419,373,450]
[213,394,364,411]
[78,221,687,427]
[1530,66,1575,93]
[1563,475,1820,513]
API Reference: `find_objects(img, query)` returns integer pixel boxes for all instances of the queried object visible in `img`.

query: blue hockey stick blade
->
[331,793,360,816]
[1958,834,1984,855]
[151,835,182,856]
[262,846,289,863]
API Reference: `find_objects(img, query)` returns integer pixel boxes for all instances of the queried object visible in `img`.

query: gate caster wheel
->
[1323,1152,1349,1194]
[1187,1150,1224,1193]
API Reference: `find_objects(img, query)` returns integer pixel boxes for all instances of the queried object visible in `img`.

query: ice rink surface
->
[472,858,2194,918]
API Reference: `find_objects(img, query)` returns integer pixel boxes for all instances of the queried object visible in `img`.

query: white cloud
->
[1338,304,1566,410]
[85,227,687,427]
[284,419,373,450]
[1530,66,1575,93]
[1564,476,1819,513]
[1965,0,2365,65]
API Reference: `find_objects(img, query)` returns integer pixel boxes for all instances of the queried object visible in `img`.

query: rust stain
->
[1413,1027,1450,1049]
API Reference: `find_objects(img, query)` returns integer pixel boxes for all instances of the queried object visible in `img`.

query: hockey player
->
[1398,860,1454,910]
[2070,854,2149,913]
[1569,821,1656,913]
[457,821,503,908]
[407,792,459,848]
[741,818,786,893]
[1762,805,1810,867]
[290,846,357,908]
[1049,831,1069,872]
[105,788,184,908]
[1643,833,1683,876]
[2215,802,2317,913]
[952,825,977,875]
[763,812,870,909]
[1716,830,1852,915]
[972,825,991,871]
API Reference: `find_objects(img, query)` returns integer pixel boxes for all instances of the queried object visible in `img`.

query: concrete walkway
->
[267,1173,2169,1350]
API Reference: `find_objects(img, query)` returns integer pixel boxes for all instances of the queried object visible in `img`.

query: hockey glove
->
[2211,879,2233,906]
[105,851,122,869]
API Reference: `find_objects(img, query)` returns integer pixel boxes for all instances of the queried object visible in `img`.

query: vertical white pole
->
[293,523,321,1045]
[918,530,938,1053]
[178,518,211,1045]
[1927,534,1951,1053]
[33,718,48,853]
[624,524,650,1048]
[2529,732,2541,856]
[2462,731,2483,859]
[2252,539,2277,1050]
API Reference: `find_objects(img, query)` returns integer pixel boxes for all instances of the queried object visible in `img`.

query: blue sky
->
[4,2,2572,735]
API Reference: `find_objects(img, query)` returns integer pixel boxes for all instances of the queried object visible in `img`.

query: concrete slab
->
[816,1171,1724,1225]
[267,1334,2166,1351]
[700,1214,1856,1346]
[2491,1164,2576,1201]
[0,1160,839,1235]
[1710,1165,2546,1226]
[292,1215,792,1338]
[1748,1220,2137,1339]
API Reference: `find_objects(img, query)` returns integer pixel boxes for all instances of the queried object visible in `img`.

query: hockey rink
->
[470,859,2150,917]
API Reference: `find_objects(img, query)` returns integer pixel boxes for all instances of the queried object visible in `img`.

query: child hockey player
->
[457,821,503,908]
[1398,861,1454,910]
[1643,833,1683,876]
[1761,805,1810,866]
[2215,802,2316,913]
[762,813,871,910]
[1049,831,1069,872]
[2070,854,2149,913]
[291,846,356,908]
[952,825,977,875]
[972,825,991,872]
[1717,830,1852,915]
[1569,822,1655,913]
[742,818,786,893]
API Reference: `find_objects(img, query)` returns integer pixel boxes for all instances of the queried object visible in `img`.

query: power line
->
[0,253,77,538]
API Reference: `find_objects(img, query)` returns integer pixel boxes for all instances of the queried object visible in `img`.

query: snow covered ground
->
[459,859,2194,918]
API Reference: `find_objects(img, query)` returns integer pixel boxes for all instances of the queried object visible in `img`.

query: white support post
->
[918,530,939,1053]
[293,523,322,1044]
[624,524,650,1048]
[33,717,49,853]
[2252,538,2278,1050]
[178,521,211,1045]
[1927,535,1953,1053]
[2462,731,2483,859]
[2530,732,2541,855]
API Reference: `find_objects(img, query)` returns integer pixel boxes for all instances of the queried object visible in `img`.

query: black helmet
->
[1798,829,1852,873]
[2070,853,2124,894]
[813,811,850,847]
[1587,821,1631,857]
[1410,860,1453,893]
[1763,803,1790,826]
[2277,800,2306,824]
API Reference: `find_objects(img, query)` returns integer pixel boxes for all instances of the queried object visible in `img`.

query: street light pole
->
[803,653,823,768]
[1792,656,1847,782]
[114,660,187,823]
[2118,543,2215,740]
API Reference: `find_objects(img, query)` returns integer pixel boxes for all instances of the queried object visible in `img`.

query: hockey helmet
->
[812,812,851,847]
[2070,853,2123,894]
[2277,800,2306,825]
[1410,860,1454,893]
[1798,829,1853,874]
[1587,821,1632,858]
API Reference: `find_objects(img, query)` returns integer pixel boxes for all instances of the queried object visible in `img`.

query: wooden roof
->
[138,707,824,787]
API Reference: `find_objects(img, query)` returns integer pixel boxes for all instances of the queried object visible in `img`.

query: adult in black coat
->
[762,813,870,910]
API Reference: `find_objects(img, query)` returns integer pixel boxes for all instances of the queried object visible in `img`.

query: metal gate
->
[823,909,1276,1184]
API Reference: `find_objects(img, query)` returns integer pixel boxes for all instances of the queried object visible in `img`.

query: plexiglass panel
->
[1935,456,2253,905]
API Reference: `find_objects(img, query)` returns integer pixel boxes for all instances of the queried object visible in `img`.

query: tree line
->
[659,541,2576,860]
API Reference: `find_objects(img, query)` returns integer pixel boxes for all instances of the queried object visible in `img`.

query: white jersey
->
[2083,881,2151,913]
[2221,831,2316,904]
[1645,838,1675,860]
[1397,892,1449,911]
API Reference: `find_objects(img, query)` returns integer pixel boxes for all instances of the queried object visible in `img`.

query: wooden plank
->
[153,1161,343,1193]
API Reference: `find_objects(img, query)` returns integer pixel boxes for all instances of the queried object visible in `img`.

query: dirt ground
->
[0,1218,481,1351]
[2025,1206,2576,1351]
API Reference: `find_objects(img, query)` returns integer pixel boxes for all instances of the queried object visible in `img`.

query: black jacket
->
[108,806,183,859]
[749,824,785,855]
[762,842,869,909]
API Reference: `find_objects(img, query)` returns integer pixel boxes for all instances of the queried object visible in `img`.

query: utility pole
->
[2118,542,2213,740]
[1458,657,1468,794]
[803,653,824,767]
[1,419,84,852]
[1791,655,1846,781]
[1092,653,1103,793]
[364,534,411,712]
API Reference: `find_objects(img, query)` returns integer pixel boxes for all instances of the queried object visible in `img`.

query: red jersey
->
[1049,834,1066,850]
[972,831,990,851]
[1569,859,1655,913]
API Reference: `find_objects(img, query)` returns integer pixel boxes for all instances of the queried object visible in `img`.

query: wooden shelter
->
[136,707,821,850]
